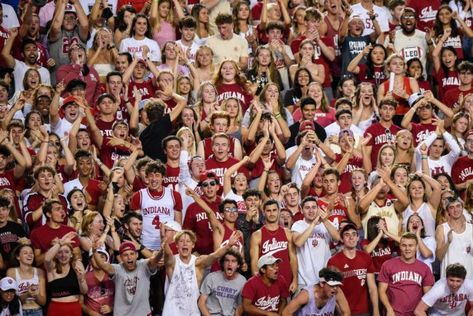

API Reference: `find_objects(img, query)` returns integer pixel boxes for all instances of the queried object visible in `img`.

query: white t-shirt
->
[206,34,249,66]
[119,37,161,62]
[350,3,390,36]
[422,278,473,316]
[286,146,317,187]
[175,40,201,63]
[1,3,19,30]
[13,60,51,92]
[291,220,332,286]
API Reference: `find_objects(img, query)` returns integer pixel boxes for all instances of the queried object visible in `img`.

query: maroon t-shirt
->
[100,137,132,169]
[205,156,250,187]
[216,83,252,112]
[411,122,436,146]
[202,137,236,160]
[241,274,290,315]
[164,164,179,191]
[30,224,80,254]
[327,251,376,314]
[443,86,473,109]
[364,123,401,169]
[334,153,363,194]
[378,257,435,316]
[182,197,223,255]
[357,64,386,85]
[94,119,114,138]
[360,239,396,273]
[405,0,440,31]
[23,193,68,231]
[128,79,156,105]
[434,68,460,102]
[451,156,473,199]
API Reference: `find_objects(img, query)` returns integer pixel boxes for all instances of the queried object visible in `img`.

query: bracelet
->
[421,157,428,160]
[275,113,282,119]
[263,169,269,173]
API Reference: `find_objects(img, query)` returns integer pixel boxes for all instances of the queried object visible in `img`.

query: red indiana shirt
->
[327,250,376,314]
[452,155,473,199]
[164,164,179,191]
[182,197,223,255]
[378,257,435,316]
[334,153,363,194]
[364,123,401,169]
[205,156,250,187]
[411,122,436,146]
[443,86,473,109]
[259,226,293,285]
[406,0,440,31]
[360,239,397,273]
[216,83,253,112]
[241,274,290,315]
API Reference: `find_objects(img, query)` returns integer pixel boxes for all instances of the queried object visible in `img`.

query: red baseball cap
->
[119,241,137,255]
[299,120,315,132]
[198,171,218,185]
[61,95,78,108]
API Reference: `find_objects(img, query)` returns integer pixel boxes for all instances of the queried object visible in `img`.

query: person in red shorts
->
[327,223,379,316]
[242,254,290,315]
[378,232,434,316]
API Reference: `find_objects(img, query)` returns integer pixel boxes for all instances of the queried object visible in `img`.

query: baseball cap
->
[338,128,354,140]
[340,223,358,236]
[0,277,18,292]
[119,241,137,255]
[408,91,424,107]
[65,3,77,14]
[257,254,282,269]
[198,171,218,185]
[90,248,110,262]
[61,95,78,108]
[164,220,182,232]
[299,120,315,132]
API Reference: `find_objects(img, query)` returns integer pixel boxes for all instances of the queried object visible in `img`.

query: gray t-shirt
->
[111,259,156,316]
[200,271,246,316]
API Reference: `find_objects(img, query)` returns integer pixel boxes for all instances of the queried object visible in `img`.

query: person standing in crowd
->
[378,233,435,316]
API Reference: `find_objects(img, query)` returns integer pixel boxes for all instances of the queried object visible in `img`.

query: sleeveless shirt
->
[16,267,39,302]
[440,222,473,278]
[162,255,200,316]
[298,285,336,316]
[362,199,400,236]
[259,226,292,285]
[48,267,80,298]
[403,202,436,237]
[382,77,414,115]
[317,199,348,230]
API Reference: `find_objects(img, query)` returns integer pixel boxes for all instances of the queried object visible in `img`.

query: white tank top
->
[15,267,39,300]
[140,187,177,250]
[299,285,336,316]
[362,199,400,236]
[162,255,200,316]
[440,222,473,279]
[403,203,436,237]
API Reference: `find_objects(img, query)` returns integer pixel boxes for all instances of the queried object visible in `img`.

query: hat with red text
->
[0,277,18,292]
[119,241,137,254]
[257,254,282,269]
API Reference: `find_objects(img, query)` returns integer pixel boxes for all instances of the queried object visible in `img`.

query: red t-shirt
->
[411,122,436,146]
[94,119,114,139]
[357,64,386,85]
[202,137,236,160]
[434,68,460,102]
[317,198,348,230]
[327,251,376,314]
[30,223,80,254]
[164,164,179,191]
[241,274,290,315]
[443,86,473,109]
[0,169,17,192]
[405,0,440,31]
[250,151,285,180]
[378,257,435,316]
[100,137,132,169]
[205,156,250,187]
[364,123,401,169]
[360,239,396,272]
[451,156,473,199]
[216,83,253,112]
[182,197,223,255]
[334,153,363,194]
[23,193,68,232]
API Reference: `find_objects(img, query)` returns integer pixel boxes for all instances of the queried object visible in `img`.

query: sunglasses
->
[201,180,217,188]
[224,207,238,212]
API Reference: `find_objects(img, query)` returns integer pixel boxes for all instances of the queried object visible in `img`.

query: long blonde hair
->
[176,126,197,156]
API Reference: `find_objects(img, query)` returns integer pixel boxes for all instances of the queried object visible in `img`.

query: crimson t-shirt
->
[364,123,401,169]
[327,251,376,314]
[216,83,253,112]
[360,239,396,272]
[411,122,436,146]
[241,274,290,315]
[451,156,473,199]
[434,68,460,102]
[378,257,434,316]
[443,86,473,109]
[334,153,363,194]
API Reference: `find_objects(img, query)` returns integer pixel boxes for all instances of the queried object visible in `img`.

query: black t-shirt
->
[0,221,26,259]
[140,114,173,163]
[286,120,327,149]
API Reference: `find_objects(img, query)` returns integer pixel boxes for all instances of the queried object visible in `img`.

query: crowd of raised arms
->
[0,0,473,314]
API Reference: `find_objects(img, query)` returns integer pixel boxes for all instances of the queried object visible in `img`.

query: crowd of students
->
[0,0,473,314]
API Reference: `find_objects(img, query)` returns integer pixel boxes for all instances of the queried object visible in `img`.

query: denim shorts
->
[23,308,43,316]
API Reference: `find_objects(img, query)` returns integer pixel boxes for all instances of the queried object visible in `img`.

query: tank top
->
[323,15,343,78]
[299,285,336,316]
[317,199,348,230]
[48,267,80,298]
[362,199,400,237]
[162,255,200,316]
[152,21,176,48]
[402,202,435,238]
[259,226,292,284]
[382,77,413,115]
[16,267,39,303]
[440,222,473,278]
[140,187,177,250]
[211,223,244,272]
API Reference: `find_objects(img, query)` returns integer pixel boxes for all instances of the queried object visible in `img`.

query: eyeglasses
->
[224,207,238,212]
[201,180,217,187]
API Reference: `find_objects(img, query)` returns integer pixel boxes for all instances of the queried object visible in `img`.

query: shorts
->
[23,308,43,316]
[47,301,81,316]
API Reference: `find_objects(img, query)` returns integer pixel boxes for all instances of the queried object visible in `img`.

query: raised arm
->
[49,0,66,42]
[223,156,250,195]
[1,28,17,68]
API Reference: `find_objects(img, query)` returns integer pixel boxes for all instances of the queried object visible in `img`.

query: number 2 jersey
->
[130,187,182,250]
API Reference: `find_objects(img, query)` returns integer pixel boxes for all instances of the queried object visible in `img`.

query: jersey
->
[317,198,348,230]
[327,251,375,314]
[164,164,180,191]
[362,199,399,237]
[130,187,182,250]
[259,226,293,285]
